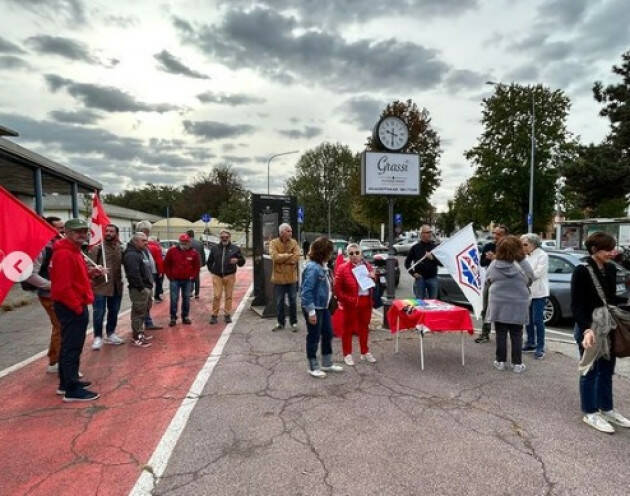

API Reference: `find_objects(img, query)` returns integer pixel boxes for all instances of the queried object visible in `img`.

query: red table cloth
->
[387,299,474,334]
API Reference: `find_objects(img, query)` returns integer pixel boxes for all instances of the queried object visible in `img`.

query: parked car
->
[392,238,417,255]
[437,250,630,325]
[362,247,400,289]
[359,239,385,249]
[331,239,349,254]
[541,240,558,249]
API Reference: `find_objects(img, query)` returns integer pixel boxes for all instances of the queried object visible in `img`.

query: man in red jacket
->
[51,218,103,402]
[164,233,200,327]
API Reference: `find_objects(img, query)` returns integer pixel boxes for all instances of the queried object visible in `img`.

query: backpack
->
[20,245,53,291]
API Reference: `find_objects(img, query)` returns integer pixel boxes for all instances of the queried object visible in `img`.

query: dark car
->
[362,247,400,289]
[437,250,630,325]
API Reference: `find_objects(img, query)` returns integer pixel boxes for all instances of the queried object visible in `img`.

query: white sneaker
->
[308,369,327,378]
[320,364,344,373]
[46,363,58,374]
[92,337,102,350]
[600,409,630,428]
[493,360,506,371]
[513,363,527,374]
[583,412,615,433]
[344,354,355,366]
[361,352,376,363]
[104,334,124,345]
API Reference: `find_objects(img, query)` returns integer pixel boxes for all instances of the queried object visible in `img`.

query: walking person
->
[206,230,245,324]
[147,236,165,302]
[301,237,344,378]
[24,216,64,374]
[404,225,440,299]
[122,232,154,348]
[302,239,310,260]
[50,218,102,402]
[475,224,509,343]
[334,243,377,366]
[270,223,300,331]
[186,229,206,299]
[164,233,200,327]
[521,234,549,359]
[90,224,125,349]
[485,235,534,373]
[571,231,630,433]
[136,220,162,330]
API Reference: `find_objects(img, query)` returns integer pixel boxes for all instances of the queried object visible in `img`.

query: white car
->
[359,239,384,249]
[541,240,558,249]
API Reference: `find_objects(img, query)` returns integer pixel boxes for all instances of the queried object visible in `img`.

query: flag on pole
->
[88,192,111,248]
[432,223,483,318]
[0,186,58,305]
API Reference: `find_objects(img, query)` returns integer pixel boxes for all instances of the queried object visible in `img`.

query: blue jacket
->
[300,261,331,313]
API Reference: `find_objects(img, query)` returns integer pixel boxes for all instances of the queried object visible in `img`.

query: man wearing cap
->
[164,233,200,326]
[50,218,102,402]
[206,230,245,324]
[186,229,206,300]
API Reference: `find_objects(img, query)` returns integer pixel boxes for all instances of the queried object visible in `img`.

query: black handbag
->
[586,266,630,358]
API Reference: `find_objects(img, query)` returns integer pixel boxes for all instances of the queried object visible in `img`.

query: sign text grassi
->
[360,151,420,196]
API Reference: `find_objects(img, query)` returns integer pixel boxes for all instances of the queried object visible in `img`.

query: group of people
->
[27,217,245,403]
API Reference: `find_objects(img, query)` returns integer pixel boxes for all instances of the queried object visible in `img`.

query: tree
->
[286,143,363,236]
[435,200,456,236]
[103,184,181,217]
[218,189,252,249]
[464,84,578,232]
[351,99,442,232]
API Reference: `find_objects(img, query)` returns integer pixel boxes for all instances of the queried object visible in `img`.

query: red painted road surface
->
[0,269,252,496]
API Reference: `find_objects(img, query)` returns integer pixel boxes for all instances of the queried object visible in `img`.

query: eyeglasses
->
[421,231,432,234]
[348,251,361,255]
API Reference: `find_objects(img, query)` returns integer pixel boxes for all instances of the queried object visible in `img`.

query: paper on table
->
[352,264,375,291]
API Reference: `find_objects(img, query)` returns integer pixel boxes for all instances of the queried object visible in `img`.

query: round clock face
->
[377,116,409,151]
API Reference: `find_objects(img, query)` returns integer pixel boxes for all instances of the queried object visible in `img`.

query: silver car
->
[437,250,630,325]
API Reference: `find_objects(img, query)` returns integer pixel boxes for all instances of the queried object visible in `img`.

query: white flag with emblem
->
[432,223,483,318]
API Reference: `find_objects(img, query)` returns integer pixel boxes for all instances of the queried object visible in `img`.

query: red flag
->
[0,186,57,305]
[88,192,111,248]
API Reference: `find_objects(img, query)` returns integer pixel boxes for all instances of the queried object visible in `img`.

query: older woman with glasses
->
[520,234,549,359]
[334,243,377,366]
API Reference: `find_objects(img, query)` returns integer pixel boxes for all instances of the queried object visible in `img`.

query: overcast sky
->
[0,0,628,212]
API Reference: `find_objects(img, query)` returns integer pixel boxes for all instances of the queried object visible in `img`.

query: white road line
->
[0,307,132,380]
[129,283,253,496]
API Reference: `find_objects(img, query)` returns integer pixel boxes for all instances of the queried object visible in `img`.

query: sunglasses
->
[348,251,361,255]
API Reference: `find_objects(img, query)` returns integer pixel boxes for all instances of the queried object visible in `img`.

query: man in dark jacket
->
[206,230,245,324]
[164,233,200,326]
[404,225,441,299]
[187,229,206,299]
[122,232,154,348]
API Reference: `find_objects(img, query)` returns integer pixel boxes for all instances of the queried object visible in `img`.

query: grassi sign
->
[360,151,420,196]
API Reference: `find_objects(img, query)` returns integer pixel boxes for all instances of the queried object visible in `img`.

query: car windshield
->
[363,248,388,258]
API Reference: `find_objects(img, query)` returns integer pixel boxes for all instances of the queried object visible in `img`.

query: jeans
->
[170,279,191,320]
[190,272,201,297]
[275,283,297,326]
[574,324,615,414]
[525,297,546,353]
[303,309,333,369]
[495,322,523,365]
[54,303,89,393]
[154,274,164,300]
[413,276,438,299]
[92,293,122,338]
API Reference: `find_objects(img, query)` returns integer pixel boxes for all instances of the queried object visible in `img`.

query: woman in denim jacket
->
[300,237,344,378]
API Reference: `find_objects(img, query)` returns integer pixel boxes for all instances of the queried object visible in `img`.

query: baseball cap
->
[179,233,191,242]
[64,218,89,231]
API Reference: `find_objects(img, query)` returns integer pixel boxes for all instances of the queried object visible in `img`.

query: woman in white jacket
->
[521,234,549,359]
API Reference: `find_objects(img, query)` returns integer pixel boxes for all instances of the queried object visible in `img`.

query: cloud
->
[222,155,252,164]
[277,126,322,139]
[196,90,265,105]
[103,14,138,28]
[503,63,539,82]
[337,95,385,130]
[154,50,210,79]
[0,36,25,54]
[182,120,256,140]
[536,0,590,27]
[5,0,87,25]
[444,69,491,92]
[48,109,102,125]
[25,35,100,64]
[0,55,30,70]
[174,8,450,92]
[44,74,181,113]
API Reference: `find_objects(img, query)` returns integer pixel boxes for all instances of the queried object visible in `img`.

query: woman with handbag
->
[334,243,377,366]
[485,235,534,373]
[300,237,344,378]
[570,231,630,433]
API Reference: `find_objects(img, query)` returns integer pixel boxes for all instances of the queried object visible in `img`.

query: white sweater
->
[527,248,549,298]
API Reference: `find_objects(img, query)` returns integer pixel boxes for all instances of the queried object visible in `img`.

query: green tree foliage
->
[351,99,442,231]
[435,200,456,236]
[285,142,363,236]
[464,84,577,232]
[103,184,181,217]
[218,189,252,248]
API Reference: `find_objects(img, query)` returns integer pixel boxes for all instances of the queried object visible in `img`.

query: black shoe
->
[474,335,490,343]
[523,346,536,352]
[194,295,200,300]
[146,325,163,331]
[63,388,100,402]
[183,318,192,325]
[224,315,232,324]
[169,319,176,327]
[209,315,218,324]
[77,380,92,388]
[272,324,285,332]
[154,297,163,302]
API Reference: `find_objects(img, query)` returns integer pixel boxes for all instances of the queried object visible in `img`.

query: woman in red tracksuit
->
[334,243,377,366]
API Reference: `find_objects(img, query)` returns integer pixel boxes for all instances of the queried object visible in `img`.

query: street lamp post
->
[486,81,536,233]
[267,150,299,194]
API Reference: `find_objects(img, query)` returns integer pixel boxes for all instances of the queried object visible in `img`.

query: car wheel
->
[543,297,560,325]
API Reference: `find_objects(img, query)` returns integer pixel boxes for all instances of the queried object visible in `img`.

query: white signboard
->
[361,151,420,196]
